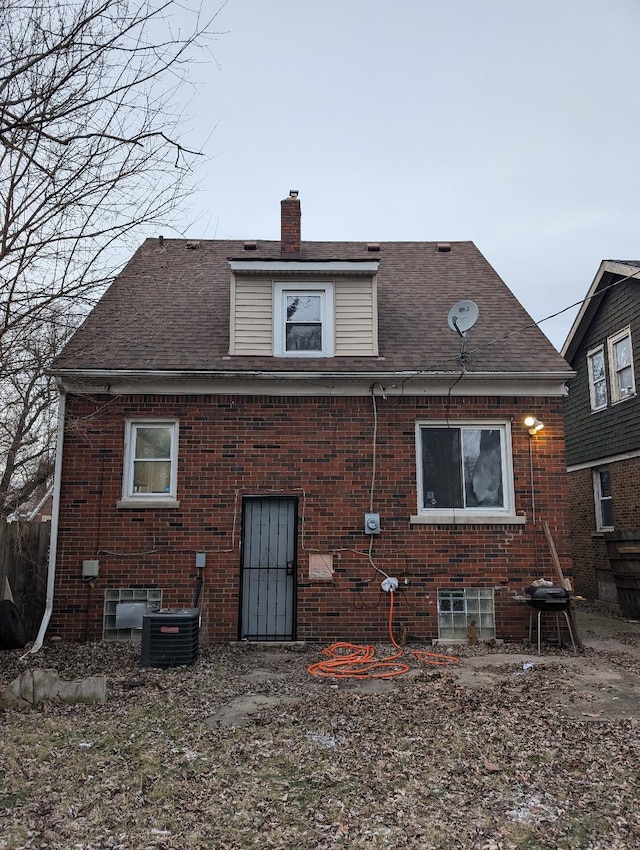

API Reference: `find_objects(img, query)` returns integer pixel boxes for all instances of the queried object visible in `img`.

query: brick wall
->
[280,195,301,255]
[566,468,601,600]
[51,393,571,644]
[568,456,640,601]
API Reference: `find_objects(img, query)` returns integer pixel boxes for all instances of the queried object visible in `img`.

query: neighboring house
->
[6,484,54,523]
[48,193,573,645]
[562,260,640,607]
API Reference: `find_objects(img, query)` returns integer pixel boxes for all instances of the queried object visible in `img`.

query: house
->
[562,260,640,614]
[6,485,53,523]
[46,192,574,645]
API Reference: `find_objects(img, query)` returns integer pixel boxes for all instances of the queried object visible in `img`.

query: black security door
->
[240,497,297,640]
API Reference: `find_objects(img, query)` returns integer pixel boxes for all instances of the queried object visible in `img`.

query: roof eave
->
[54,368,574,398]
[561,260,640,362]
[228,259,380,274]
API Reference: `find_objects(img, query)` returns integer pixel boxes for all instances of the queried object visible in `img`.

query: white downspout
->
[27,388,66,655]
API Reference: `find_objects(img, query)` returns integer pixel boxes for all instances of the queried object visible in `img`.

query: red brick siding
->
[280,196,301,255]
[51,394,571,644]
[568,456,640,601]
[567,468,601,599]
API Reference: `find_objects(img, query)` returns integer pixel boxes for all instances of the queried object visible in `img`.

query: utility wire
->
[401,264,640,388]
[469,265,640,358]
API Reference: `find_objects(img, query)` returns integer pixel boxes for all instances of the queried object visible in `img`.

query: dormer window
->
[228,259,378,358]
[274,281,334,357]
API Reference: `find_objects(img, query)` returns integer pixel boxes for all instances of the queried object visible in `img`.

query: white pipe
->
[26,389,66,655]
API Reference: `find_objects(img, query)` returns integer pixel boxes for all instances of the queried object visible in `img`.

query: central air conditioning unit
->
[140,608,200,668]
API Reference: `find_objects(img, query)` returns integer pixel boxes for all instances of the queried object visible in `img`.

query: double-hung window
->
[122,420,178,503]
[415,422,517,523]
[273,282,334,356]
[608,327,635,404]
[587,345,608,411]
[593,467,613,531]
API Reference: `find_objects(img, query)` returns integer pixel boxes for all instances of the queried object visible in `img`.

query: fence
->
[0,519,50,641]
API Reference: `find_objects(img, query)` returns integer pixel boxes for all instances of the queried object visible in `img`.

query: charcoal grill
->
[525,585,571,610]
[524,586,577,655]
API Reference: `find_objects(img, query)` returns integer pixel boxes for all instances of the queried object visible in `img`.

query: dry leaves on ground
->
[0,633,639,850]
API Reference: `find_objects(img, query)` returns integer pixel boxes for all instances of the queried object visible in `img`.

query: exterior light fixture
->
[524,415,544,436]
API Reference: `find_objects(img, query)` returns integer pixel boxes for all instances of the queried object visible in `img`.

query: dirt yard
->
[0,606,639,849]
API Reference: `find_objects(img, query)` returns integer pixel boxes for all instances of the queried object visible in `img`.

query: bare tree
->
[0,0,219,516]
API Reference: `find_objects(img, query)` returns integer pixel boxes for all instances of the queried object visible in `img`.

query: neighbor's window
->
[608,328,635,404]
[587,345,608,411]
[123,420,178,500]
[437,588,495,641]
[594,467,613,531]
[417,422,514,519]
[274,282,334,356]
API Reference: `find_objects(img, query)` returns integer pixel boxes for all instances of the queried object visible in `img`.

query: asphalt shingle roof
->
[53,239,570,376]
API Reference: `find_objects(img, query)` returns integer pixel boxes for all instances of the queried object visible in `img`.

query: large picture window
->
[416,422,515,521]
[123,420,178,502]
[274,282,334,357]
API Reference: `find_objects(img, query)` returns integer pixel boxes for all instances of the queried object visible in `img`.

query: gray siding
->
[564,277,640,466]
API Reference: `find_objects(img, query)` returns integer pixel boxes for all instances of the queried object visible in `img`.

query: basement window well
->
[437,588,495,642]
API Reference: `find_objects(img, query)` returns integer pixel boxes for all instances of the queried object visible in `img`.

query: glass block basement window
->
[103,588,163,641]
[437,588,495,641]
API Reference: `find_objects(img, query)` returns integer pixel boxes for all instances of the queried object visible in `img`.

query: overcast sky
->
[183,0,640,351]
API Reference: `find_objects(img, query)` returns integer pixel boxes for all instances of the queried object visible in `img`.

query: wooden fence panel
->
[0,519,50,641]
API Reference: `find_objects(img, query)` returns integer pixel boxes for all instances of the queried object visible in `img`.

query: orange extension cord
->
[307,590,460,680]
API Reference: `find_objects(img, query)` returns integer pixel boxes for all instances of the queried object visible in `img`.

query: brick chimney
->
[281,190,301,256]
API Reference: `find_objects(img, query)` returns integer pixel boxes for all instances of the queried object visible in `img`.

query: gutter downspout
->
[26,387,66,655]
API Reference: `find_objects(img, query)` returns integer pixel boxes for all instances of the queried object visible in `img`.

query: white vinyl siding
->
[231,277,273,355]
[230,275,377,357]
[334,279,378,356]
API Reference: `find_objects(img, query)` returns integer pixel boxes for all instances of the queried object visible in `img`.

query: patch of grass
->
[0,791,29,810]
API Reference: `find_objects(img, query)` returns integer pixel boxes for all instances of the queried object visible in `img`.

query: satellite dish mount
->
[447,300,479,364]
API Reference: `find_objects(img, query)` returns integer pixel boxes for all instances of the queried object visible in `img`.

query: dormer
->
[228,193,380,358]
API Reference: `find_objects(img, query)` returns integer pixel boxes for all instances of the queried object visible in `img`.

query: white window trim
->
[586,344,608,412]
[593,467,613,532]
[119,419,179,507]
[273,281,334,357]
[607,326,635,405]
[412,420,520,524]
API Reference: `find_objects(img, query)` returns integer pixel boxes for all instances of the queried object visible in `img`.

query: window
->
[103,588,163,642]
[274,282,334,356]
[608,328,635,404]
[416,422,516,521]
[587,346,607,411]
[594,467,613,531]
[123,420,178,501]
[437,588,495,641]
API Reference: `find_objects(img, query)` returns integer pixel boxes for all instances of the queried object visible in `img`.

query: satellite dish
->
[447,300,479,336]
